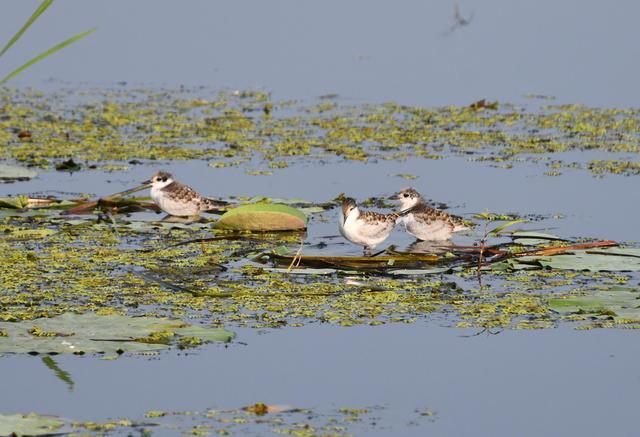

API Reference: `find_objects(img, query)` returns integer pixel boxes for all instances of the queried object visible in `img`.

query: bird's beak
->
[398,206,414,216]
[140,179,152,186]
[388,193,399,200]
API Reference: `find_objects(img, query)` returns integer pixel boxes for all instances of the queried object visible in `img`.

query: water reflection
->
[404,239,457,254]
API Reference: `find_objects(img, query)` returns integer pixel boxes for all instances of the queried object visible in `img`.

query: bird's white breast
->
[151,186,198,217]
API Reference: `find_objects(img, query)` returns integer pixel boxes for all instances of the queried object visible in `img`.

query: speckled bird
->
[394,187,468,241]
[339,197,399,256]
[143,171,222,218]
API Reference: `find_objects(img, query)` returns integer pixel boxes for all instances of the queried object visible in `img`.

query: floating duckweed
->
[0,86,638,177]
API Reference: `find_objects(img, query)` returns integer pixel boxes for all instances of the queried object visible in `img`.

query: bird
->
[339,197,399,256]
[393,187,468,241]
[142,171,225,218]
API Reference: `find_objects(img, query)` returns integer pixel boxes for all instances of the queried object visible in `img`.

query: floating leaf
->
[0,413,64,437]
[0,313,234,355]
[550,287,640,321]
[0,196,29,209]
[298,206,326,216]
[530,248,640,272]
[0,164,37,181]
[215,203,307,231]
[510,231,566,245]
[257,252,441,271]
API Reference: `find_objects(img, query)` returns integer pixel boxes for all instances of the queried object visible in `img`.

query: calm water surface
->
[1,1,639,435]
[2,325,640,436]
[1,158,639,435]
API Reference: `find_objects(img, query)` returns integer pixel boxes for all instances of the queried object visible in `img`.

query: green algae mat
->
[0,86,639,341]
[1,87,639,177]
[0,313,233,355]
[1,200,638,332]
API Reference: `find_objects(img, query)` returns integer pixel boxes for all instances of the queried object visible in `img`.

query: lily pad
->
[527,248,640,272]
[0,313,234,355]
[0,164,37,182]
[0,413,64,436]
[550,287,640,321]
[490,247,640,272]
[215,203,307,231]
[0,196,29,209]
[511,231,566,245]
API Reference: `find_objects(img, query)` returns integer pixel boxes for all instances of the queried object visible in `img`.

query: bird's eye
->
[403,193,409,198]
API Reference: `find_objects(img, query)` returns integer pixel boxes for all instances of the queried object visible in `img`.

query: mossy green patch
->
[0,211,636,330]
[0,87,638,177]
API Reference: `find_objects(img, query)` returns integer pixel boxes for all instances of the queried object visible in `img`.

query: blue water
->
[3,324,640,436]
[1,0,639,107]
[1,1,639,435]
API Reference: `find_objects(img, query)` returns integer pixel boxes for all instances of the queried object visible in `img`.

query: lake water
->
[1,1,639,436]
[1,0,639,107]
[2,325,640,436]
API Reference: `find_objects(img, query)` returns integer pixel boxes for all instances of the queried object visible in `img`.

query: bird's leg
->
[363,246,372,257]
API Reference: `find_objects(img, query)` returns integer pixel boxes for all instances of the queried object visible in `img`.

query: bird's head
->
[142,171,174,189]
[341,197,359,223]
[393,187,421,209]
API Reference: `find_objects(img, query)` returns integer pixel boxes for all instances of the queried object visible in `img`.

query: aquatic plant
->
[0,0,95,85]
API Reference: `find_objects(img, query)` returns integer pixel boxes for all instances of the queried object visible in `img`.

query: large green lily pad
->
[524,248,640,272]
[550,286,640,321]
[0,313,234,355]
[215,203,307,231]
[492,248,640,272]
[0,164,37,182]
[0,413,64,436]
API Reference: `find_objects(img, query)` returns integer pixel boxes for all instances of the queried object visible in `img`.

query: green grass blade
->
[0,0,54,59]
[0,27,95,85]
[488,219,527,236]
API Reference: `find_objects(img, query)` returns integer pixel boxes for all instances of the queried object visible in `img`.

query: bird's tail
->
[201,197,230,211]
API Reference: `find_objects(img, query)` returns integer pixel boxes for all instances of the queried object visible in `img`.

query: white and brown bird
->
[339,197,399,256]
[143,171,224,218]
[394,188,468,241]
